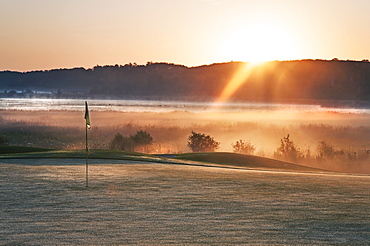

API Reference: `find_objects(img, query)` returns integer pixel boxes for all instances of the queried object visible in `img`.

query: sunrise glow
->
[219,21,298,63]
[0,0,369,71]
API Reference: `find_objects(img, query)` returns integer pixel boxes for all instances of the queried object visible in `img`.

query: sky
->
[1,0,369,71]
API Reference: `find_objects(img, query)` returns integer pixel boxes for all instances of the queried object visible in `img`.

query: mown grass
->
[1,161,369,245]
[170,152,329,172]
[1,147,331,173]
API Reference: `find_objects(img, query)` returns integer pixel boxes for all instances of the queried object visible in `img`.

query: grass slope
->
[0,146,328,173]
[170,152,328,172]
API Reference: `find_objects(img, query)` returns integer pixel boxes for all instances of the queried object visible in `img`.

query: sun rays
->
[213,18,299,105]
[216,61,270,104]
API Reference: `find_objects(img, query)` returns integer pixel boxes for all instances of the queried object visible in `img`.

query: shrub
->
[187,131,220,152]
[274,134,302,161]
[316,141,335,160]
[232,140,255,155]
[109,133,135,151]
[109,130,153,152]
[131,130,153,145]
[0,135,8,146]
[316,141,350,161]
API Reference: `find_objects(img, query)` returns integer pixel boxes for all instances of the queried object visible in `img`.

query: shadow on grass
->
[0,145,54,154]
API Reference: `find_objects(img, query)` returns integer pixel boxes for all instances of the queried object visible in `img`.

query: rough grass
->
[1,160,369,245]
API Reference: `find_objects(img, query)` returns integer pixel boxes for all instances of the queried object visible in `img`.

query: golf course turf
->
[1,148,369,245]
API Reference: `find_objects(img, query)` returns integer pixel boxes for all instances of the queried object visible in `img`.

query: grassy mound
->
[170,152,328,172]
[0,148,329,173]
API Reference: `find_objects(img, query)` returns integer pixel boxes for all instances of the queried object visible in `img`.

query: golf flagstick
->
[84,101,91,187]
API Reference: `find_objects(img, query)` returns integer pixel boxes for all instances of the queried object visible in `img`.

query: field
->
[1,151,370,245]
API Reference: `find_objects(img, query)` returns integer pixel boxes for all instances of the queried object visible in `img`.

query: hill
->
[0,147,330,173]
[1,60,370,105]
[169,152,329,173]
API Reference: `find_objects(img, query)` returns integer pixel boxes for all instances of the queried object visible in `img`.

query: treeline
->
[1,59,370,103]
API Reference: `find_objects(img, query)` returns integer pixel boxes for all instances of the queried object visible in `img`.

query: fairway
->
[1,159,369,245]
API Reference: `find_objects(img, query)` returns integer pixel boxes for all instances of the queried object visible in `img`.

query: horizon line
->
[1,58,370,73]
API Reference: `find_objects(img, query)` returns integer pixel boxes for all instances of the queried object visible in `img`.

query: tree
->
[109,133,135,151]
[130,130,153,145]
[187,131,220,152]
[232,140,255,155]
[316,141,345,161]
[0,135,8,146]
[274,134,302,161]
[109,130,153,152]
[109,133,123,150]
[316,141,335,160]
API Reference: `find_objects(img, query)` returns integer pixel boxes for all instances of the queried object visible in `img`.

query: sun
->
[212,20,299,104]
[219,21,297,63]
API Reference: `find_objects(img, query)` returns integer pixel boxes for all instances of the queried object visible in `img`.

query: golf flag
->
[84,101,90,187]
[84,101,91,129]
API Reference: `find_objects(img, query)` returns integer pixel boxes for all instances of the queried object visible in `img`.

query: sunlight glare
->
[216,61,264,103]
[220,21,297,63]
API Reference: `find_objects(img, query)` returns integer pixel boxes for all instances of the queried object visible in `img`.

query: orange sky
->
[1,0,369,71]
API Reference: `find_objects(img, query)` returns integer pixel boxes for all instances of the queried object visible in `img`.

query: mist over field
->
[1,104,369,174]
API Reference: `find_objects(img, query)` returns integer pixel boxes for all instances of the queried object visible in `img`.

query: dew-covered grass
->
[1,160,369,245]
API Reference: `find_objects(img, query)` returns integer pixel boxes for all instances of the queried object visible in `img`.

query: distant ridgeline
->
[1,59,370,104]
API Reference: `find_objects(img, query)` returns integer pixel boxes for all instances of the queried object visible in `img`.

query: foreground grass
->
[1,161,369,245]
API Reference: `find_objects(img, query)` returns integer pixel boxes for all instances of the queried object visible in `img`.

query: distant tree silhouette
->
[187,131,220,152]
[131,130,153,145]
[274,134,302,161]
[316,141,335,160]
[1,60,370,102]
[0,135,8,146]
[316,141,345,161]
[109,130,153,152]
[232,140,255,155]
[109,133,135,151]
